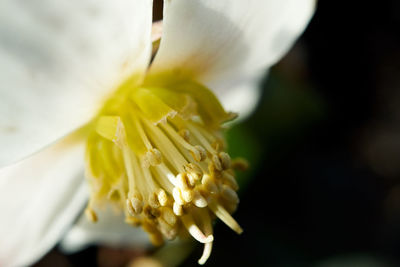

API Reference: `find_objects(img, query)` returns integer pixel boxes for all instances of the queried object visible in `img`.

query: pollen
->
[85,77,245,264]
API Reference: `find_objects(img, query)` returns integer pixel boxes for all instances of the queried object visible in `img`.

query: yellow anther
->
[144,205,160,220]
[85,208,98,223]
[212,154,223,171]
[184,163,203,183]
[218,152,231,170]
[159,219,178,240]
[231,158,249,171]
[182,188,194,203]
[176,172,193,190]
[149,192,160,209]
[201,174,219,194]
[193,189,208,208]
[126,199,136,216]
[157,188,169,207]
[173,202,184,216]
[179,129,190,142]
[172,187,185,205]
[161,207,177,226]
[220,184,239,204]
[146,148,162,166]
[142,219,159,233]
[190,145,207,162]
[130,193,144,214]
[208,161,223,179]
[125,216,141,227]
[222,172,239,191]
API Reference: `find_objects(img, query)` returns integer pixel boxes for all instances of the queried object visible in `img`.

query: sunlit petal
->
[0,136,87,267]
[150,0,315,115]
[0,0,153,167]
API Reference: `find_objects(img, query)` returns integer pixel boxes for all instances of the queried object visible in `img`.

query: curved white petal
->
[0,135,88,267]
[60,206,150,253]
[150,0,315,114]
[0,0,153,167]
[214,71,266,120]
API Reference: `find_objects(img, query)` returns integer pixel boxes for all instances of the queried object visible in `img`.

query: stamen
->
[197,209,213,265]
[85,207,98,222]
[157,188,169,207]
[142,118,187,173]
[198,243,213,265]
[231,158,249,171]
[85,82,245,264]
[181,214,214,243]
[220,184,239,204]
[209,201,243,234]
[218,152,231,170]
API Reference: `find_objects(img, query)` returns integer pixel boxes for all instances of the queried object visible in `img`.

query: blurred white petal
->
[216,71,266,121]
[0,135,87,267]
[0,0,153,167]
[60,206,150,253]
[150,0,315,115]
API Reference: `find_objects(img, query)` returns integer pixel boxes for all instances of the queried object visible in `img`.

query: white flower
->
[0,0,315,266]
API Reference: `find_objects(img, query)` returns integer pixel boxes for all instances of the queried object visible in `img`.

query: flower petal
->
[150,0,315,113]
[0,0,153,167]
[60,206,150,253]
[0,136,87,267]
[214,71,266,120]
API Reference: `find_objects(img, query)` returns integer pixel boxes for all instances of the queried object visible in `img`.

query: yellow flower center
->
[84,74,246,264]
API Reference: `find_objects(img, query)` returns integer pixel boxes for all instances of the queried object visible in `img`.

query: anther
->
[222,172,239,191]
[181,188,194,203]
[193,189,208,208]
[158,219,178,240]
[172,187,185,205]
[173,202,184,216]
[149,193,160,209]
[212,154,223,171]
[231,158,249,171]
[125,216,141,227]
[85,208,98,222]
[220,184,239,204]
[184,163,203,183]
[201,174,219,194]
[157,188,169,206]
[126,199,136,216]
[144,205,160,220]
[147,148,162,166]
[161,208,177,226]
[179,129,190,142]
[218,152,231,170]
[190,145,207,162]
[130,193,144,214]
[176,173,191,190]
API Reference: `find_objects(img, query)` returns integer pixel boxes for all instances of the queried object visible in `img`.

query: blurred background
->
[35,0,400,266]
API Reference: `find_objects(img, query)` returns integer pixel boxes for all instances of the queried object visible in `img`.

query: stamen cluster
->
[85,84,246,264]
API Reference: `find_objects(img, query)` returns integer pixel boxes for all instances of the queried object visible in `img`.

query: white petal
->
[150,0,315,112]
[0,136,88,267]
[214,71,266,120]
[0,0,153,167]
[60,206,150,253]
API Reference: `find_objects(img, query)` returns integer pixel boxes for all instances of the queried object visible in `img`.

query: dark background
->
[36,0,400,266]
[184,0,400,266]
